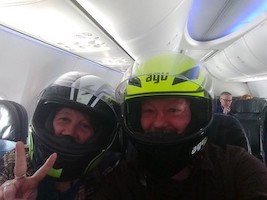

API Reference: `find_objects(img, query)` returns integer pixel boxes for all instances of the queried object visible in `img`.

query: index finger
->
[31,153,57,183]
[14,141,27,178]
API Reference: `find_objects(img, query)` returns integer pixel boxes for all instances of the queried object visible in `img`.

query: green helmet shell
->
[118,52,213,103]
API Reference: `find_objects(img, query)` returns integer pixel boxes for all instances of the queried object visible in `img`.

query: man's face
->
[140,97,191,134]
[219,94,232,108]
[53,108,94,144]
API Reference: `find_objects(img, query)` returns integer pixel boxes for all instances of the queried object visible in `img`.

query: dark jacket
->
[92,144,267,200]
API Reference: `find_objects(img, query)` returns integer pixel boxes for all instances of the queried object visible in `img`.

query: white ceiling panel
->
[76,0,192,60]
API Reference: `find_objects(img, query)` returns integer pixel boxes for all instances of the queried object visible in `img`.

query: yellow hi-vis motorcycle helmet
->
[116,52,214,178]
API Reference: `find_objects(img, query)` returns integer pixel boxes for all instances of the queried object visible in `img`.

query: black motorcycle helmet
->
[116,52,214,178]
[29,71,119,181]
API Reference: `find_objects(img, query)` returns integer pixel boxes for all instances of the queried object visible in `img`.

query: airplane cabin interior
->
[1,0,267,165]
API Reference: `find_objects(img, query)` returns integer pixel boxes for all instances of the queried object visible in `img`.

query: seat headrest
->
[232,98,267,113]
[0,100,28,143]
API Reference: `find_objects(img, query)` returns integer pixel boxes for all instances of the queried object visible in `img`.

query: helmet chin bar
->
[134,135,208,179]
[47,149,106,181]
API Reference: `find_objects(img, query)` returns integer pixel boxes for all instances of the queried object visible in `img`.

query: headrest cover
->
[232,98,267,113]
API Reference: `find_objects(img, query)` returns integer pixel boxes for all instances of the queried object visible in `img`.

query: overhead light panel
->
[0,0,134,72]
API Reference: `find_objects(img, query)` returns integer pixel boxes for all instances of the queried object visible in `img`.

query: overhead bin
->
[204,21,267,82]
[204,53,248,81]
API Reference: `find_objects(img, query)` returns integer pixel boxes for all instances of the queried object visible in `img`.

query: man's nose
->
[153,112,166,128]
[62,124,78,137]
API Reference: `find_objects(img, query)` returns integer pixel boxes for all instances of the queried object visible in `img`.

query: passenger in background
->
[240,94,253,100]
[216,91,233,114]
[92,52,267,199]
[0,72,120,200]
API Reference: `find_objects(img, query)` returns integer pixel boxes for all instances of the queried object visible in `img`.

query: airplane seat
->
[207,113,251,153]
[0,100,28,157]
[231,98,267,164]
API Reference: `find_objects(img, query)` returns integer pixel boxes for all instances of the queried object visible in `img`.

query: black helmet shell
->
[30,71,119,181]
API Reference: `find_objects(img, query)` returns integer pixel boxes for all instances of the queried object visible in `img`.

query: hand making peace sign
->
[0,141,57,200]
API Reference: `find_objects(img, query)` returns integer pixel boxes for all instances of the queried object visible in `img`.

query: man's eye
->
[167,108,182,113]
[59,117,69,122]
[81,124,91,129]
[56,117,71,124]
[142,109,153,113]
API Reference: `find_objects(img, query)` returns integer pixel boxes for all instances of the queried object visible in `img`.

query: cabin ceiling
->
[0,0,266,82]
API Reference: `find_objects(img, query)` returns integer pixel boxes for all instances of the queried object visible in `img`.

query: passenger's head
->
[30,72,119,181]
[116,52,214,178]
[240,94,253,100]
[219,91,232,108]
